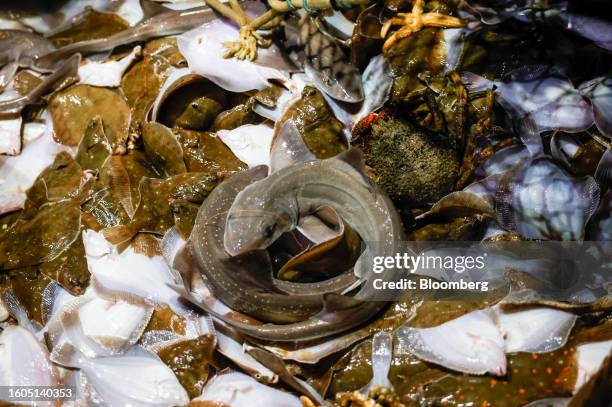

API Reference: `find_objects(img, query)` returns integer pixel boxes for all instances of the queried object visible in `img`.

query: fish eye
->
[262,222,276,238]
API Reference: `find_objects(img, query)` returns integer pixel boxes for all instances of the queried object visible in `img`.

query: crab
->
[203,0,465,61]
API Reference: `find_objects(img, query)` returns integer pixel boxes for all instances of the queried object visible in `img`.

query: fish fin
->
[322,293,363,312]
[335,147,365,173]
[139,0,169,21]
[1,289,37,333]
[224,250,277,292]
[417,191,496,221]
[595,149,612,194]
[269,120,316,173]
[333,147,375,191]
[40,281,62,325]
[161,226,185,265]
[312,206,341,227]
[103,156,135,219]
[361,331,393,394]
[297,208,342,245]
[166,283,212,314]
[460,71,494,92]
[173,243,197,292]
[50,341,86,369]
[102,224,135,247]
[517,114,543,157]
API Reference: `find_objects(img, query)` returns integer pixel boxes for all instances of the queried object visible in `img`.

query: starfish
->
[381,0,466,53]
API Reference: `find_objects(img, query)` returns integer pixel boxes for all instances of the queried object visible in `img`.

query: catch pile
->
[0,0,610,406]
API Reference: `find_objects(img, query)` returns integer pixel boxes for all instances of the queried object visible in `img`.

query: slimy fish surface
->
[184,147,404,341]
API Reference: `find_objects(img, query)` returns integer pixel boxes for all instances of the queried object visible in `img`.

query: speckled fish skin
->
[189,166,327,324]
[33,6,215,71]
[208,148,405,341]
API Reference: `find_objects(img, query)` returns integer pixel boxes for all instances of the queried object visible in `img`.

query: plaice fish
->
[82,229,190,314]
[495,157,600,241]
[461,71,594,154]
[573,340,612,394]
[78,46,142,87]
[284,12,364,103]
[50,343,189,407]
[191,147,404,342]
[178,18,292,93]
[0,326,60,391]
[396,309,507,376]
[0,112,68,215]
[216,124,275,168]
[395,305,577,376]
[0,111,21,156]
[32,5,216,71]
[44,290,153,358]
[193,371,302,407]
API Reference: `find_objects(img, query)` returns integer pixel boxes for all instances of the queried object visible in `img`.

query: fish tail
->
[595,149,612,194]
[460,71,493,92]
[104,156,135,219]
[0,289,36,333]
[102,224,135,246]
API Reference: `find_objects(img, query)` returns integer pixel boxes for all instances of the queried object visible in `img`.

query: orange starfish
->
[381,0,466,53]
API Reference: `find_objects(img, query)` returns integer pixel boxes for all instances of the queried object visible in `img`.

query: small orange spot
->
[518,388,525,395]
[554,378,562,384]
[481,402,488,407]
[490,380,497,387]
[546,367,553,374]
[531,369,537,374]
[531,353,538,360]
[459,395,465,401]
